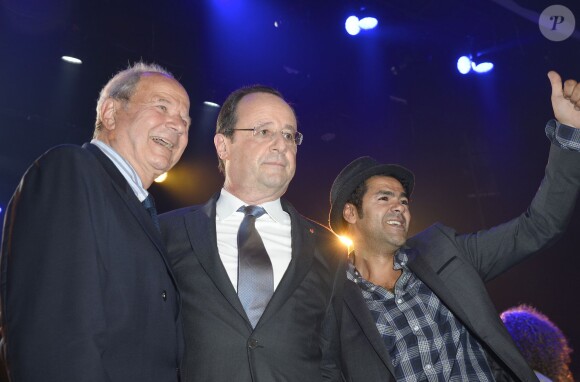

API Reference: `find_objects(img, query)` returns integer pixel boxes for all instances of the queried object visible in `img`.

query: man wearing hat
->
[330,71,580,381]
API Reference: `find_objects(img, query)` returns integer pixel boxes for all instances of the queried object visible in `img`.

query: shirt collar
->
[347,249,410,281]
[216,188,290,224]
[91,139,149,201]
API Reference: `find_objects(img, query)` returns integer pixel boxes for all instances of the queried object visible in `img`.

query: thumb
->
[547,70,563,98]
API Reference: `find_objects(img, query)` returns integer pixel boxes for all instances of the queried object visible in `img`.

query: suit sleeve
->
[452,142,580,281]
[1,147,110,381]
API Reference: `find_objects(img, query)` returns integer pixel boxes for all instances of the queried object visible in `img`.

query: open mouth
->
[386,220,404,228]
[151,136,174,150]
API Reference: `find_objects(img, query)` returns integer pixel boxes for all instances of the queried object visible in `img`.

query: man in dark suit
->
[161,85,345,381]
[1,62,191,381]
[328,71,580,381]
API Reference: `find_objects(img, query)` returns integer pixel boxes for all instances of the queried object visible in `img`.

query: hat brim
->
[329,163,414,234]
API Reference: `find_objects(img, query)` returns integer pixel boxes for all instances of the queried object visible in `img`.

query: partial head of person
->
[214,85,302,204]
[329,156,415,253]
[501,305,574,382]
[93,62,191,188]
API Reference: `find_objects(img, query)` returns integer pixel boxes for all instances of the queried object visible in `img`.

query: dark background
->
[1,0,579,376]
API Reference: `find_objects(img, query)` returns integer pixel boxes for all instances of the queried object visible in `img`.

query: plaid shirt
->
[347,250,494,382]
[546,119,580,150]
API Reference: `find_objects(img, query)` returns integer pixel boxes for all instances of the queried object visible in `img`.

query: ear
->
[101,98,117,131]
[214,134,229,160]
[343,203,358,224]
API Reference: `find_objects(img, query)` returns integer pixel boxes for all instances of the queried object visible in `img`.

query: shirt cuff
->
[545,119,580,151]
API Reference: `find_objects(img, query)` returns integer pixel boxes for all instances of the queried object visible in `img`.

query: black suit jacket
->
[1,143,183,381]
[341,143,580,382]
[160,195,346,382]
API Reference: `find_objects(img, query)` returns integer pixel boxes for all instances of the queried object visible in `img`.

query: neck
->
[223,183,284,205]
[353,248,401,291]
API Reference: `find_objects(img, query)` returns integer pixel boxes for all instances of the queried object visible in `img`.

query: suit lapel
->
[405,246,535,381]
[183,195,249,322]
[83,143,167,258]
[344,280,396,376]
[256,200,314,327]
[405,248,474,331]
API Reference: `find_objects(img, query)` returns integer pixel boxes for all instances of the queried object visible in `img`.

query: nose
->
[166,114,186,136]
[391,200,406,214]
[269,131,288,152]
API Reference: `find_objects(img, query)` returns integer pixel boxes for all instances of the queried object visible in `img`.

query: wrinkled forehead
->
[136,73,190,106]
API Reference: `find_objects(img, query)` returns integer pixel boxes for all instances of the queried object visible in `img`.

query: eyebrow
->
[154,96,191,125]
[254,120,297,132]
[376,190,408,199]
[154,96,171,104]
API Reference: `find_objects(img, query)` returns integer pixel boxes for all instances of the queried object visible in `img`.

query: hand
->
[548,71,580,128]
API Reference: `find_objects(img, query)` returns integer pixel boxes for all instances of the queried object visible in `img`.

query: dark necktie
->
[142,194,160,231]
[237,205,274,328]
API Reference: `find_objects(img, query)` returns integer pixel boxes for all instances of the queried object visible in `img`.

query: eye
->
[401,200,409,206]
[256,127,270,137]
[157,104,168,112]
[281,131,294,141]
[379,196,389,201]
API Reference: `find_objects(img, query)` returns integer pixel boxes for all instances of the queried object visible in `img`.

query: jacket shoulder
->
[410,222,457,244]
[31,144,97,172]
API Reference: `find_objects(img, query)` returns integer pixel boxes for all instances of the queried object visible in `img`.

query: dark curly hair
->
[501,304,574,382]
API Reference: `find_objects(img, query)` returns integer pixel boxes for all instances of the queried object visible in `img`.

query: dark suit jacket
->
[160,195,346,382]
[341,143,580,382]
[0,143,183,381]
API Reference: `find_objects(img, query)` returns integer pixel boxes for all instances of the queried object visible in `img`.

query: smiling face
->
[98,73,190,187]
[214,92,297,204]
[344,175,411,254]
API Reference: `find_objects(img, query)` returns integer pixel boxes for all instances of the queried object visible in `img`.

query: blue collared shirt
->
[90,139,149,202]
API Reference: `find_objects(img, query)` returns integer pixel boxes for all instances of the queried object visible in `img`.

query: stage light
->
[457,55,494,75]
[154,173,168,183]
[204,101,220,108]
[61,55,82,64]
[457,56,472,74]
[345,15,360,36]
[359,17,378,30]
[472,62,494,73]
[338,236,353,247]
[345,14,378,36]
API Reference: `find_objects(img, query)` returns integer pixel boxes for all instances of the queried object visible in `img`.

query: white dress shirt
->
[216,188,292,291]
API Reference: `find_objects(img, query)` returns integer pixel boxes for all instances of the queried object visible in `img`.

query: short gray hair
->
[93,62,174,138]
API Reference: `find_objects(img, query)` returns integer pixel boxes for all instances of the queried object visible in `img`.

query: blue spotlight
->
[204,101,220,108]
[359,17,378,30]
[472,62,494,73]
[457,56,472,74]
[61,55,82,64]
[457,55,494,75]
[345,16,360,36]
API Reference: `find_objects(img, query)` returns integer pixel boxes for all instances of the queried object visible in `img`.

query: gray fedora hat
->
[329,156,414,234]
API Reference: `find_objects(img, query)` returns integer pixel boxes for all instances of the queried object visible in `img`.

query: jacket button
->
[248,338,259,349]
[161,290,167,301]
